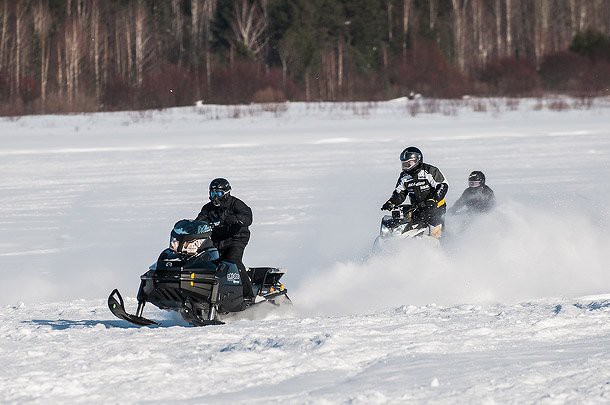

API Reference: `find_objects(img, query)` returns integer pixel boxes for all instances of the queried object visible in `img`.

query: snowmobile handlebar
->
[388,205,417,220]
[387,204,415,213]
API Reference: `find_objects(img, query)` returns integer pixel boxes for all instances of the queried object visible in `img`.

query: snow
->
[1,98,610,403]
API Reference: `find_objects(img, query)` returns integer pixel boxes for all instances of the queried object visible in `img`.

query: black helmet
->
[209,178,231,206]
[400,147,423,172]
[468,171,485,188]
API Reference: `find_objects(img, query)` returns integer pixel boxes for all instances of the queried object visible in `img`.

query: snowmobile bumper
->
[138,268,220,311]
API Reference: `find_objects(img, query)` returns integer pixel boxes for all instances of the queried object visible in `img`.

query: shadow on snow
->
[26,318,187,330]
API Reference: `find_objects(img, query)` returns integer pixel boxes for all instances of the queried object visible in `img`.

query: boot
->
[240,268,255,300]
[430,224,443,239]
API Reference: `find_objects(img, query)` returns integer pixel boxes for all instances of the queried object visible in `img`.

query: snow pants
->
[218,244,254,299]
[419,203,447,227]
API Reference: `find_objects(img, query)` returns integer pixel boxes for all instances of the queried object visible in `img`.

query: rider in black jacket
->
[449,171,495,214]
[196,178,254,300]
[382,147,449,238]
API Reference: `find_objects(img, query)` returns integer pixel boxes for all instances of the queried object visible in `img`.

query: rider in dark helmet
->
[382,147,449,238]
[449,170,496,214]
[208,178,232,207]
[196,178,254,300]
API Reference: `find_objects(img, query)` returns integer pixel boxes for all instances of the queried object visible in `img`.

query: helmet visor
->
[469,180,482,188]
[401,157,419,171]
[209,189,226,199]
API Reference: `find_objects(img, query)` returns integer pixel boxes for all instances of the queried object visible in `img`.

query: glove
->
[381,201,394,211]
[418,199,437,209]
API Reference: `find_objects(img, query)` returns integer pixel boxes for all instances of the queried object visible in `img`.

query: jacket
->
[389,163,449,208]
[450,185,495,214]
[196,195,252,248]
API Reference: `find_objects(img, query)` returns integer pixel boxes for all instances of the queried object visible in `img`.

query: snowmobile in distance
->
[373,205,439,250]
[108,219,290,326]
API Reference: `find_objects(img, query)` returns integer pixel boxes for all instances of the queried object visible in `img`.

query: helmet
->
[400,147,423,172]
[468,171,485,188]
[209,178,231,206]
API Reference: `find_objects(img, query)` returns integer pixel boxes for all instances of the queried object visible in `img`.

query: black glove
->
[381,201,394,211]
[418,199,437,209]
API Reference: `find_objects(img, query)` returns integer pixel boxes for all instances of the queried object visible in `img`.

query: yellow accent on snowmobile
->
[436,198,445,208]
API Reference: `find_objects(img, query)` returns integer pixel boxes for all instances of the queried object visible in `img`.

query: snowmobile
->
[108,219,290,326]
[373,205,438,250]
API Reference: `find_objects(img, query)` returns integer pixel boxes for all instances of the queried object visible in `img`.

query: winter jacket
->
[388,163,449,208]
[450,185,495,214]
[196,195,252,248]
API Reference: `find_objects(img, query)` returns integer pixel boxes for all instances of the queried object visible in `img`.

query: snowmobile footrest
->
[108,289,159,326]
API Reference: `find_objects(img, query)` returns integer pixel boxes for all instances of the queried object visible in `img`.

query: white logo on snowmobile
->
[227,272,241,284]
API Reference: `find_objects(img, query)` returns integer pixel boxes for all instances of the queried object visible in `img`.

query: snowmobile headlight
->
[169,236,179,252]
[381,224,391,235]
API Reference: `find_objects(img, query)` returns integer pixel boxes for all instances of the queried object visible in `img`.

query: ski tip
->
[107,289,159,327]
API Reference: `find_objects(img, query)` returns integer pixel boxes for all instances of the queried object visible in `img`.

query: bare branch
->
[229,0,267,58]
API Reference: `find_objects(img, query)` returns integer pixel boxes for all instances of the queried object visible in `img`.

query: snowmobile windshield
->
[169,220,213,254]
[172,219,212,236]
[469,180,482,188]
[401,157,419,171]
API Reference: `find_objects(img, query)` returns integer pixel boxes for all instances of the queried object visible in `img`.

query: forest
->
[0,0,609,115]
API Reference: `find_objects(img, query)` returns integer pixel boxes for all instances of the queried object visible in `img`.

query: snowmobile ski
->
[108,289,159,326]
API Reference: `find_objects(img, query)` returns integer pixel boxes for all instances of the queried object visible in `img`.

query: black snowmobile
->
[108,219,290,326]
[373,205,437,250]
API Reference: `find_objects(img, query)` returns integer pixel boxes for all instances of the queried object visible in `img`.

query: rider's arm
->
[424,165,449,201]
[449,190,467,213]
[389,174,409,206]
[230,198,253,227]
[195,203,213,222]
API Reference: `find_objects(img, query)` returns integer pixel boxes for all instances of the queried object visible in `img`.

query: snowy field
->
[1,98,610,403]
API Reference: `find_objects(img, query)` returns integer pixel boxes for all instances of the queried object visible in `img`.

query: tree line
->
[0,0,609,115]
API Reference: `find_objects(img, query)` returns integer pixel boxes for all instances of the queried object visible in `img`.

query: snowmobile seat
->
[247,267,285,291]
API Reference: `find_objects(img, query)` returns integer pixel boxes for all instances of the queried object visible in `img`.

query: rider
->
[449,170,495,214]
[196,178,255,301]
[381,147,449,239]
